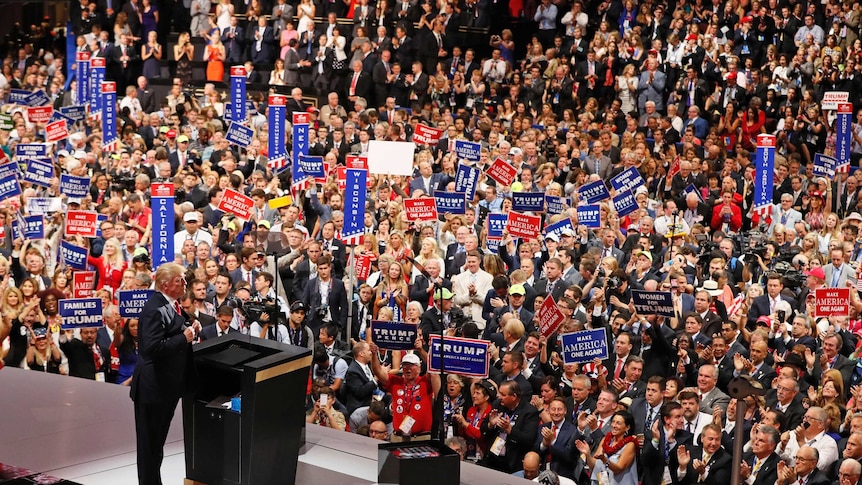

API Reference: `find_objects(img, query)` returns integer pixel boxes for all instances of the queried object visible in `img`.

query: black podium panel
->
[378,441,460,485]
[183,334,311,485]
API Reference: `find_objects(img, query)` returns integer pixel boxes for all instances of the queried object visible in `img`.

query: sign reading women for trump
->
[428,335,490,378]
[454,164,480,200]
[561,329,609,364]
[631,290,675,317]
[59,298,103,329]
[610,166,645,193]
[118,290,155,318]
[371,321,418,351]
[412,124,443,145]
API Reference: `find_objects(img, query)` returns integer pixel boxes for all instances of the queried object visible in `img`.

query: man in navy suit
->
[249,16,275,65]
[747,272,798,328]
[221,16,244,64]
[534,397,581,480]
[229,247,260,290]
[629,376,666,438]
[299,254,349,338]
[131,263,200,485]
[408,160,447,196]
[342,341,378,416]
[200,305,237,341]
[676,424,732,485]
[641,401,694,485]
[739,425,781,485]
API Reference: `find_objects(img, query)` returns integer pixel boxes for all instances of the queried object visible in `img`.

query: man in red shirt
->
[710,190,743,234]
[124,193,152,237]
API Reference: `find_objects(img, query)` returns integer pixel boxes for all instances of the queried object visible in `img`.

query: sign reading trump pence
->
[561,328,609,364]
[428,335,489,378]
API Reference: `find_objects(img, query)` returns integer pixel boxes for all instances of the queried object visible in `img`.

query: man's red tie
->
[614,358,624,380]
[547,423,558,463]
[93,345,101,369]
[174,300,182,315]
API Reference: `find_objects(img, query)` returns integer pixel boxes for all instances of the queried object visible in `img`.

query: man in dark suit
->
[740,425,782,485]
[629,377,666,438]
[229,247,260,290]
[534,397,581,480]
[372,50,394,108]
[200,305,237,340]
[734,340,778,390]
[221,16,244,64]
[409,259,451,311]
[407,60,429,107]
[615,356,647,400]
[285,39,309,88]
[641,402,694,485]
[747,273,798,327]
[286,87,307,119]
[677,424,732,485]
[342,341,378,416]
[248,16,275,65]
[131,263,200,485]
[564,374,596,425]
[574,50,604,103]
[137,76,156,114]
[60,326,111,381]
[480,380,540,473]
[811,332,856,390]
[533,259,567,301]
[318,220,347,279]
[391,26,414,68]
[299,254,349,339]
[345,60,373,104]
[11,244,51,289]
[764,375,806,430]
[409,160,448,196]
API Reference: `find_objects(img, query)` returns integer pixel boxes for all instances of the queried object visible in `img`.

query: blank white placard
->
[367,140,416,176]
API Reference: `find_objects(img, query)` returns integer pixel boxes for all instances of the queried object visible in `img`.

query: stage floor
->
[0,369,532,485]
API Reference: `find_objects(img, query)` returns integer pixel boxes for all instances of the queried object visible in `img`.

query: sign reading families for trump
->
[118,289,155,318]
[371,321,418,351]
[412,124,443,145]
[538,295,566,338]
[631,290,675,317]
[428,335,490,378]
[512,192,545,212]
[65,211,99,238]
[404,197,438,221]
[561,329,609,364]
[218,188,255,220]
[60,174,91,198]
[23,158,54,188]
[59,298,103,330]
[506,212,541,239]
[73,271,96,298]
[454,140,481,162]
[486,157,517,187]
[815,288,851,318]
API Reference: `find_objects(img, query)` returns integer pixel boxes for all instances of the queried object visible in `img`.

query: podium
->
[183,334,311,485]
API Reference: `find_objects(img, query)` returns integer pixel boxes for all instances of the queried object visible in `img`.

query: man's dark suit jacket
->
[677,446,732,485]
[641,428,694,485]
[740,452,780,485]
[199,323,235,341]
[480,398,540,473]
[343,359,378,416]
[60,337,111,381]
[300,276,349,337]
[533,420,581,479]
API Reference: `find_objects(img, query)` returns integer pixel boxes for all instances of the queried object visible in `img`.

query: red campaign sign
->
[90,57,106,68]
[269,94,286,106]
[0,149,8,164]
[315,159,331,184]
[292,112,310,125]
[217,188,255,220]
[230,66,247,77]
[538,294,566,338]
[26,106,53,124]
[65,211,99,238]
[404,197,438,221]
[412,124,444,145]
[346,155,368,170]
[757,134,776,148]
[486,157,517,187]
[506,211,541,239]
[355,254,373,280]
[839,103,854,114]
[76,51,91,62]
[337,165,372,189]
[815,288,851,318]
[73,271,96,298]
[151,183,175,197]
[45,120,68,143]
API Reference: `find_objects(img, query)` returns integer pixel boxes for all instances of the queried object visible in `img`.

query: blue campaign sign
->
[343,169,367,239]
[151,184,175,266]
[101,82,116,148]
[838,105,852,170]
[578,180,610,204]
[486,237,502,254]
[20,215,44,239]
[60,240,88,270]
[454,164,480,200]
[229,66,247,122]
[753,135,776,214]
[631,290,675,317]
[16,143,47,159]
[683,184,704,202]
[23,158,55,188]
[545,195,568,214]
[576,204,601,228]
[512,192,545,212]
[95,213,108,238]
[225,122,254,147]
[814,153,837,178]
[561,328,609,364]
[75,54,90,107]
[487,213,507,238]
[292,117,309,182]
[370,321,418,351]
[118,289,155,318]
[59,298,103,330]
[434,191,466,214]
[59,105,87,121]
[268,95,287,168]
[0,174,22,202]
[24,90,50,107]
[428,335,490,378]
[544,218,575,240]
[26,197,61,215]
[610,166,645,193]
[9,89,30,104]
[612,190,638,217]
[454,140,481,162]
[59,173,90,198]
[0,162,17,180]
[49,110,77,129]
[297,154,325,178]
[90,64,105,117]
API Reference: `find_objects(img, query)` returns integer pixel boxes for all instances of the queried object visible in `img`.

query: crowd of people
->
[7,0,862,483]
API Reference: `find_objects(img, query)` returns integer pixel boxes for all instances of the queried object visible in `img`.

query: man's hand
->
[677,445,691,469]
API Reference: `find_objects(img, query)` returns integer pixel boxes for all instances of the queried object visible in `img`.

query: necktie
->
[614,358,624,380]
[699,453,711,482]
[752,458,762,477]
[247,271,253,285]
[646,407,655,429]
[547,423,558,463]
[598,418,605,429]
[832,268,841,287]
[174,300,182,316]
[685,421,692,433]
[92,345,102,369]
[350,73,358,94]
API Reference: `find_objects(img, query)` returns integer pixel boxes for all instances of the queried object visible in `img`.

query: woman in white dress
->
[215,0,233,33]
[297,0,316,37]
[615,63,638,115]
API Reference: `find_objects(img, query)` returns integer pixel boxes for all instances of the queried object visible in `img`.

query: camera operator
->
[604,269,636,313]
[251,271,289,319]
[285,302,314,348]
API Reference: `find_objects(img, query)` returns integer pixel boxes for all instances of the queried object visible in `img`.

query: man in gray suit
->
[271,0,295,35]
[285,39,310,88]
[824,247,856,289]
[696,364,730,414]
[582,141,613,181]
[637,58,666,113]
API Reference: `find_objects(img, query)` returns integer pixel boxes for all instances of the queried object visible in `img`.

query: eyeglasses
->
[796,456,816,462]
[838,473,860,481]
[803,415,824,422]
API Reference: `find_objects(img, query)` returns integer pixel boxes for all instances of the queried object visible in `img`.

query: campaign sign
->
[412,124,443,145]
[59,174,90,198]
[26,197,61,214]
[455,164,480,200]
[612,190,638,217]
[346,155,369,170]
[486,157,517,187]
[23,89,50,107]
[292,112,310,184]
[506,211,541,239]
[815,288,851,318]
[545,195,568,214]
[576,204,601,228]
[754,134,776,216]
[631,290,675,317]
[487,213,507,238]
[683,184,703,203]
[14,215,44,240]
[9,88,30,104]
[342,169,367,240]
[225,121,254,147]
[49,110,77,131]
[512,192,545,212]
[101,82,117,150]
[538,295,566,338]
[16,143,47,159]
[72,271,96,298]
[23,158,54,188]
[0,113,11,130]
[45,119,69,143]
[0,174,22,202]
[26,106,53,124]
[454,140,481,162]
[610,166,645,193]
[404,197,438,221]
[59,298,103,330]
[428,335,490,378]
[59,240,88,270]
[89,58,105,118]
[486,237,502,254]
[433,191,467,215]
[267,94,287,170]
[837,103,852,171]
[59,105,87,121]
[544,217,575,240]
[355,254,373,280]
[297,154,325,178]
[561,328,609,364]
[65,210,99,237]
[0,162,17,180]
[218,188,255,220]
[821,91,850,110]
[75,51,90,106]
[814,153,837,178]
[229,66,247,122]
[118,289,155,318]
[151,183,174,266]
[371,321,418,351]
[578,180,610,204]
